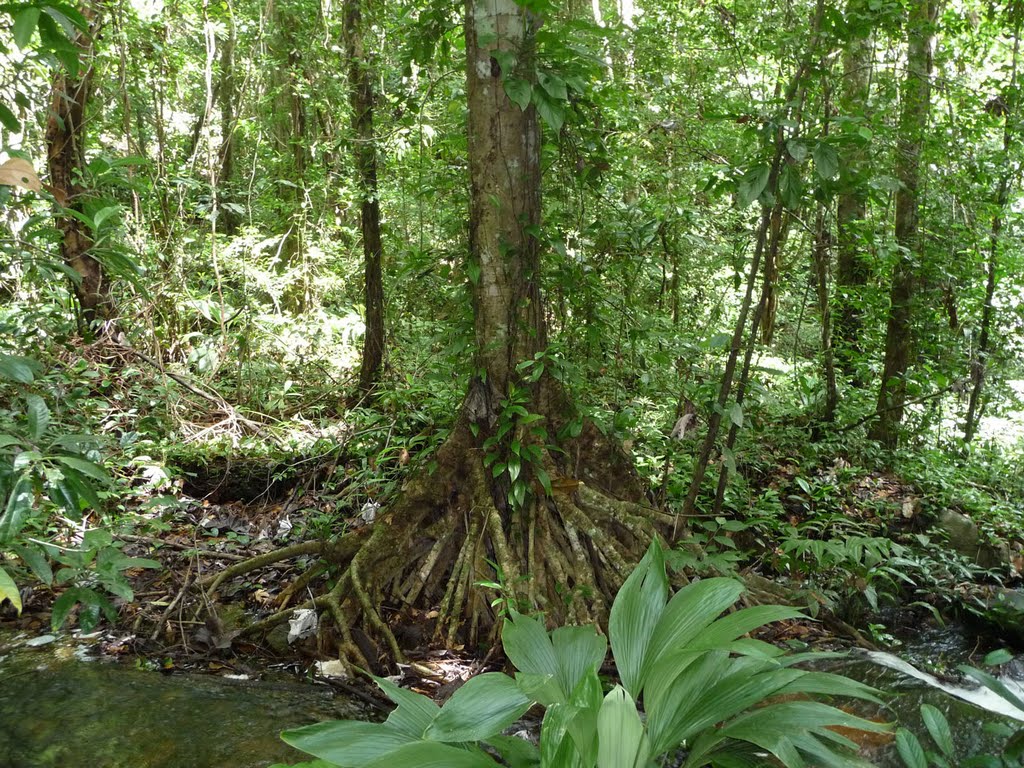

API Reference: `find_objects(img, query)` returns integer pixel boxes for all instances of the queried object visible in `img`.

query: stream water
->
[1,624,1022,767]
[0,631,366,768]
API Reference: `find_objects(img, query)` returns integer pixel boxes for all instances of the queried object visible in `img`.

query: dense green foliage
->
[280,541,888,768]
[1,0,1024,761]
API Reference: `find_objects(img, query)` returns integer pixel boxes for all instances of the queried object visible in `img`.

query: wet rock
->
[265,623,291,655]
[936,509,1011,570]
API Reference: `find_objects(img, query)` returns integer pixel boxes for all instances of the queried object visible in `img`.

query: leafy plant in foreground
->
[277,540,888,768]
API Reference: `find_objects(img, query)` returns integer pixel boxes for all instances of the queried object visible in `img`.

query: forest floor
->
[2,446,1021,711]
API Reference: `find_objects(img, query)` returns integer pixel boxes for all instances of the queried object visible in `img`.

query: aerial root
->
[202,540,325,595]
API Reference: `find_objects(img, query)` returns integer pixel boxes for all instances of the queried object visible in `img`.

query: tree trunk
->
[214,1,654,667]
[813,207,838,422]
[218,14,239,235]
[868,0,936,447]
[46,5,111,335]
[833,0,873,375]
[345,0,386,395]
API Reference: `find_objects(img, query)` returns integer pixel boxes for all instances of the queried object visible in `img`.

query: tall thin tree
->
[869,0,938,447]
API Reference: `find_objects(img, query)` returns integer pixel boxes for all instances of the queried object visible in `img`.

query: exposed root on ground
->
[201,418,667,669]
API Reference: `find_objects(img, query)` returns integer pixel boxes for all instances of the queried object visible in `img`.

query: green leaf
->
[482,735,539,768]
[364,741,500,768]
[13,6,40,48]
[644,578,745,687]
[550,624,608,699]
[983,648,1013,666]
[0,475,34,546]
[25,395,49,441]
[920,704,954,757]
[0,566,21,615]
[737,165,770,207]
[535,467,552,496]
[533,90,565,133]
[55,455,110,484]
[538,71,568,101]
[282,720,414,766]
[778,164,802,209]
[813,143,840,180]
[608,539,668,697]
[375,675,440,737]
[895,728,928,768]
[51,586,87,629]
[504,78,532,111]
[786,139,808,162]
[0,353,36,383]
[425,673,531,742]
[597,686,649,768]
[11,542,52,585]
[504,611,561,697]
[0,103,20,133]
[727,402,743,428]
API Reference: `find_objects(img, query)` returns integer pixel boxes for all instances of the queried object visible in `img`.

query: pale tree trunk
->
[463,0,544,422]
[869,0,937,447]
[833,0,873,376]
[345,0,386,394]
[46,4,112,335]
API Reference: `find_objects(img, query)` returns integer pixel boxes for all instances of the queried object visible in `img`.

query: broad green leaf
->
[0,566,21,615]
[737,165,770,207]
[727,402,743,428]
[644,577,745,687]
[282,720,414,766]
[425,673,531,742]
[813,143,840,180]
[25,394,50,441]
[0,434,21,449]
[786,139,808,162]
[504,78,532,111]
[11,542,52,585]
[778,164,802,209]
[13,6,40,48]
[609,539,668,697]
[533,91,565,133]
[597,686,649,768]
[984,648,1013,666]
[52,586,89,629]
[503,610,561,697]
[55,455,110,483]
[0,104,20,133]
[363,741,500,768]
[538,71,567,101]
[374,675,440,737]
[920,703,954,757]
[550,624,607,698]
[92,205,120,229]
[0,354,36,383]
[539,702,586,767]
[895,728,927,768]
[482,735,539,768]
[0,475,34,546]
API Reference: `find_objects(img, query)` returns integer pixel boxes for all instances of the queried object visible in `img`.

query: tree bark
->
[833,0,873,375]
[463,0,545,420]
[46,5,111,335]
[869,0,937,447]
[345,0,386,394]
